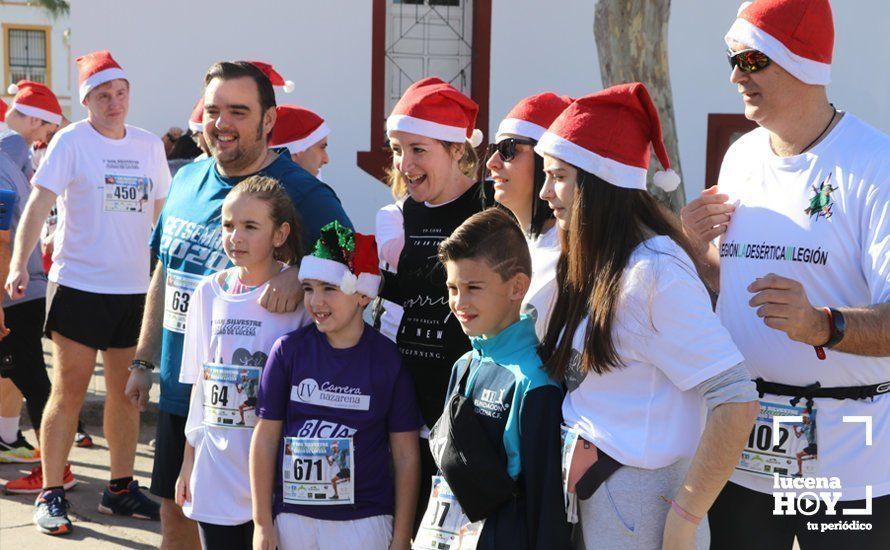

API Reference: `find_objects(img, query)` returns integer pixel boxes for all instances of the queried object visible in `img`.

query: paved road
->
[0,426,163,549]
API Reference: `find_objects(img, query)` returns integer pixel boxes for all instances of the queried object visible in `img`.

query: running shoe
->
[74,430,93,448]
[5,464,78,494]
[0,430,41,463]
[33,488,72,536]
[97,480,160,520]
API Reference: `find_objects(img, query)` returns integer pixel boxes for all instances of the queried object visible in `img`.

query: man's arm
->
[6,186,57,299]
[125,263,165,411]
[0,230,11,339]
[748,274,890,357]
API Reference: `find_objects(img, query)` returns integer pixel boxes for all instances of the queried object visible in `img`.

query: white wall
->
[70,0,384,231]
[0,0,72,117]
[67,0,890,230]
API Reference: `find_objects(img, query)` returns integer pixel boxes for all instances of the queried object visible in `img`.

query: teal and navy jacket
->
[444,315,570,550]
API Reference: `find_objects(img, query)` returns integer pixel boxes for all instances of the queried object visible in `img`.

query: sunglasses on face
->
[487,137,537,162]
[727,48,772,73]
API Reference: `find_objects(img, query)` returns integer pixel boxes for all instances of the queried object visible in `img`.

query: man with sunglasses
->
[681,1,890,548]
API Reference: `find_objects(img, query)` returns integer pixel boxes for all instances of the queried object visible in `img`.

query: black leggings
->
[198,520,254,550]
[709,480,890,549]
[0,299,51,429]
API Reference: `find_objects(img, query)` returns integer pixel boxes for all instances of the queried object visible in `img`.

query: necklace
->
[800,104,837,154]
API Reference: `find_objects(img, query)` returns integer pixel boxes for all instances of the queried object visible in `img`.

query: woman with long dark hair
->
[536,83,758,549]
[380,77,492,528]
[486,92,572,338]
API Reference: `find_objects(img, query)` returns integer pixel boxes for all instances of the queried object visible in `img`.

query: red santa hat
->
[387,77,483,147]
[247,61,295,93]
[6,80,62,125]
[188,97,204,133]
[535,83,680,193]
[269,105,330,154]
[76,50,127,103]
[725,0,834,85]
[298,221,381,298]
[496,92,573,143]
[0,99,7,123]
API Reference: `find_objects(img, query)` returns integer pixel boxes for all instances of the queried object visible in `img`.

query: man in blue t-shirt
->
[124,60,351,547]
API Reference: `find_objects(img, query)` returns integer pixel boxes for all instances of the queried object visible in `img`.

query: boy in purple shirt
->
[250,222,421,550]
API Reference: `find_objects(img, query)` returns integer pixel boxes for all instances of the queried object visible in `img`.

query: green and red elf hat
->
[298,221,381,298]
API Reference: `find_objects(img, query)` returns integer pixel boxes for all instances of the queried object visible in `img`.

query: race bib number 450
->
[282,437,354,505]
[104,174,150,212]
[201,364,261,428]
[163,269,204,333]
[737,400,818,479]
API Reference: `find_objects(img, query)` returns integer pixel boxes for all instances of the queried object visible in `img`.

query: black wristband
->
[824,307,846,349]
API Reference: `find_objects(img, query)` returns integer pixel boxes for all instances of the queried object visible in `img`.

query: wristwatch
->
[824,307,846,349]
[819,307,847,349]
[128,359,156,372]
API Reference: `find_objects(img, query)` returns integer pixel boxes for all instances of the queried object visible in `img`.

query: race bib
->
[413,476,483,550]
[737,400,818,478]
[282,437,354,505]
[201,364,261,428]
[104,174,150,212]
[163,269,204,333]
[560,425,599,524]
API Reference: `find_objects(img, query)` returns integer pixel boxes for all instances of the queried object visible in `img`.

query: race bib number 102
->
[736,400,818,479]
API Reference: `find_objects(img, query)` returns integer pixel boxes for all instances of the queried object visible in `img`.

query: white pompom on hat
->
[7,80,62,125]
[387,77,483,147]
[298,221,382,299]
[248,61,295,93]
[535,82,680,193]
[725,0,834,85]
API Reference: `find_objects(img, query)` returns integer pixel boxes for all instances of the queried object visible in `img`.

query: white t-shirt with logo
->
[716,114,890,500]
[32,120,171,294]
[522,224,561,340]
[563,236,744,469]
[179,269,310,525]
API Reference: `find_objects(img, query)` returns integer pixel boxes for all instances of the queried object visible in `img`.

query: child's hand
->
[253,521,279,550]
[174,475,190,507]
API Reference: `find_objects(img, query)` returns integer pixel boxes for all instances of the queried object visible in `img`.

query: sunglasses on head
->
[727,48,772,73]
[487,137,536,162]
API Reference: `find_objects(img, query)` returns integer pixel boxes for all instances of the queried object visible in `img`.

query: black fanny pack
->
[755,377,890,407]
[430,358,517,522]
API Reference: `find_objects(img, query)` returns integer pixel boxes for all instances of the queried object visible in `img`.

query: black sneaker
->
[33,488,72,535]
[97,480,160,520]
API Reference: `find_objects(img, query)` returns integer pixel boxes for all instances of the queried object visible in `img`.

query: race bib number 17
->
[413,476,483,550]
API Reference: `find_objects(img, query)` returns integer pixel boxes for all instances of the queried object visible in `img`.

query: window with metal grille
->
[7,28,48,86]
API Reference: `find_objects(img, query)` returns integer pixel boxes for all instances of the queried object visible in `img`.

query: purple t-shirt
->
[257,323,422,520]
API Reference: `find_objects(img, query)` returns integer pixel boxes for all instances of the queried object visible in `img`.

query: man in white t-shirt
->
[5,50,170,536]
[681,2,890,548]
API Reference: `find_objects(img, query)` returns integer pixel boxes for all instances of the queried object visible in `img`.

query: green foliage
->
[30,0,70,18]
